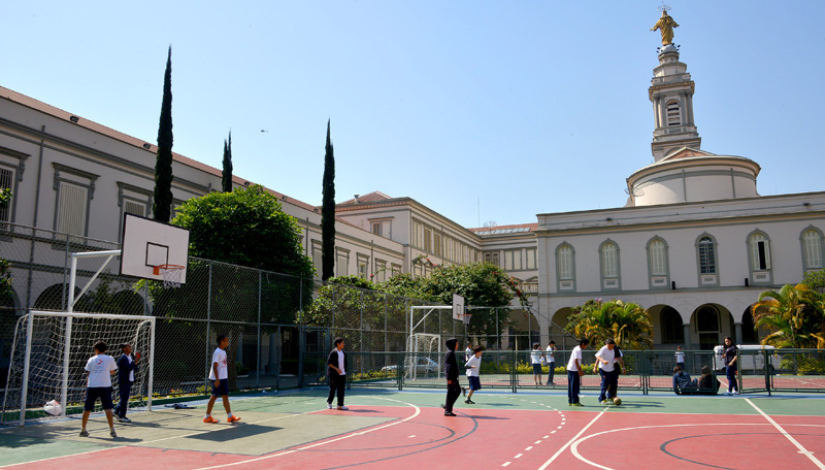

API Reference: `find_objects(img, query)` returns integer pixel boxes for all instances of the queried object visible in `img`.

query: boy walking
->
[546,341,556,385]
[204,335,241,424]
[675,345,686,371]
[463,346,483,404]
[115,343,140,423]
[327,337,348,410]
[80,341,118,438]
[443,338,461,416]
[566,338,589,406]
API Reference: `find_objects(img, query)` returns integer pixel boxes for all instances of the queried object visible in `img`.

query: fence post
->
[512,350,518,393]
[764,349,771,396]
[61,235,69,310]
[205,261,212,380]
[642,351,648,395]
[298,277,305,389]
[397,351,403,391]
[24,227,36,313]
[257,271,261,389]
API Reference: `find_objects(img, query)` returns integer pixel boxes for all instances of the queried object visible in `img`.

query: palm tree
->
[567,299,653,350]
[754,284,822,348]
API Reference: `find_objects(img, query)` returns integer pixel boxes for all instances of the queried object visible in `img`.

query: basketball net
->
[154,264,184,289]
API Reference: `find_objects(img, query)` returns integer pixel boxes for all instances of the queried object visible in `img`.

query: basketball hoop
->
[153,264,185,288]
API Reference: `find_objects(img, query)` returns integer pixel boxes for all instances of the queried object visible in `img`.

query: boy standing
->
[204,335,241,424]
[566,338,589,406]
[464,341,474,363]
[327,337,348,410]
[546,341,556,385]
[531,343,545,386]
[115,343,140,423]
[443,338,460,416]
[594,339,620,405]
[464,346,483,404]
[720,337,739,396]
[675,345,686,371]
[80,341,118,438]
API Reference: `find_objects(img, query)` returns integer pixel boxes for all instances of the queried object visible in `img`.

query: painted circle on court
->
[660,432,825,470]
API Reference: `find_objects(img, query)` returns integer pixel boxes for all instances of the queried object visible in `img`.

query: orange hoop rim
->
[153,264,186,275]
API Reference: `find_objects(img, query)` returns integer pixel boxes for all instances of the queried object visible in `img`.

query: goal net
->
[404,333,441,381]
[2,311,154,426]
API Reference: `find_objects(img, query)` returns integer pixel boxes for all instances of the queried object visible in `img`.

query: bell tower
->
[649,43,701,161]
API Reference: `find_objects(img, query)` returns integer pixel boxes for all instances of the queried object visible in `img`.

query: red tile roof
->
[339,191,393,205]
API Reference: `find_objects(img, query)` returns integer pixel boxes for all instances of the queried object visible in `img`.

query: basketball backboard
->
[120,213,190,284]
[452,294,465,321]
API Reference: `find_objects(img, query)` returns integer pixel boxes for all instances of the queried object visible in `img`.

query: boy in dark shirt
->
[443,338,460,416]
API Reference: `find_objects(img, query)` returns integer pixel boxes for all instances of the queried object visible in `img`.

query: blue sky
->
[4,1,824,228]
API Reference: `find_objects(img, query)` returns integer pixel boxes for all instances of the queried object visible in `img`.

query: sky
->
[4,1,824,228]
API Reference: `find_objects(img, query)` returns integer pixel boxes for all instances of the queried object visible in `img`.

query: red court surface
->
[3,400,825,470]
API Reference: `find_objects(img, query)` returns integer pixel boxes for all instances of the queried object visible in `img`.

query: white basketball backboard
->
[452,294,465,321]
[120,213,190,283]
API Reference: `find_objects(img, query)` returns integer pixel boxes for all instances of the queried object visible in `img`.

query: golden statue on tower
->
[651,7,679,46]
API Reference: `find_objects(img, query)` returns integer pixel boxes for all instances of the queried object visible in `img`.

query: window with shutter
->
[557,245,573,280]
[56,181,88,237]
[601,242,618,278]
[649,239,667,276]
[0,167,13,224]
[749,233,771,271]
[803,229,823,269]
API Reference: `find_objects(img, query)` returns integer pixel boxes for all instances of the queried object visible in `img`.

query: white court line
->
[536,407,608,470]
[186,397,421,470]
[745,398,825,470]
[568,422,825,470]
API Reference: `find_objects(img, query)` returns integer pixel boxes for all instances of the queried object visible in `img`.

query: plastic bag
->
[44,400,62,416]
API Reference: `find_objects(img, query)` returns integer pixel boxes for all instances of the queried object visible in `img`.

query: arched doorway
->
[648,304,684,346]
[549,307,576,350]
[691,304,734,350]
[33,284,74,311]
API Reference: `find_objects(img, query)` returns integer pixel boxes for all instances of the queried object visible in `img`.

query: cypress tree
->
[321,119,336,281]
[222,131,233,192]
[153,46,174,222]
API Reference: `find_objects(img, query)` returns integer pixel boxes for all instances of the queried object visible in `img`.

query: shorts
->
[468,376,481,391]
[211,379,229,397]
[85,387,114,411]
[532,363,543,375]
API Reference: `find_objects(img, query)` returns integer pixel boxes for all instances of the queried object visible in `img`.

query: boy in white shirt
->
[594,338,624,405]
[546,341,556,385]
[80,341,118,438]
[566,338,589,406]
[204,335,241,424]
[464,342,474,363]
[463,347,484,404]
[675,345,686,371]
[530,343,545,386]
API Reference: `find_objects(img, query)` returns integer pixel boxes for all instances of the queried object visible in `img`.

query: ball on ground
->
[612,398,622,406]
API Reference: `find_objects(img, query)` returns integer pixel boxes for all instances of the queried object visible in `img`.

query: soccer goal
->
[1,310,155,426]
[404,333,441,380]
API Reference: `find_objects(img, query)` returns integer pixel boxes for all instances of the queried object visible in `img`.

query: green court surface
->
[1,389,823,470]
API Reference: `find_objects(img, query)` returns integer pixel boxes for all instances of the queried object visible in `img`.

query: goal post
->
[2,310,155,426]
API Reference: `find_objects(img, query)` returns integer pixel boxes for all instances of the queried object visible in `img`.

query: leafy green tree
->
[153,46,174,222]
[803,269,825,294]
[755,284,825,348]
[321,120,335,280]
[221,131,233,193]
[173,185,313,279]
[566,299,653,349]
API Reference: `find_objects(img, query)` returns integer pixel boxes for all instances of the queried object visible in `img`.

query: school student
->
[327,337,348,410]
[720,337,739,395]
[567,338,589,406]
[443,338,461,416]
[79,341,118,438]
[546,341,557,385]
[464,341,474,363]
[463,347,484,404]
[115,343,140,423]
[675,345,686,371]
[594,339,621,405]
[531,343,545,386]
[204,335,241,423]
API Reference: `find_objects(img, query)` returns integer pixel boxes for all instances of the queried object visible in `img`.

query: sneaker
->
[110,429,117,438]
[327,403,333,409]
[116,416,131,423]
[227,415,242,423]
[444,411,457,417]
[203,416,219,424]
[465,399,475,404]
[733,391,740,395]
[79,429,89,437]
[600,400,610,405]
[337,406,349,411]
[725,391,733,396]
[571,403,585,407]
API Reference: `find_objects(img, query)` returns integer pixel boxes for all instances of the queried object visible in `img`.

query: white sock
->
[204,414,211,418]
[227,412,233,418]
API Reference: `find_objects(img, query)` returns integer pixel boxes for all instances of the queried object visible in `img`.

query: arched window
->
[556,244,574,280]
[666,100,681,127]
[696,305,720,332]
[661,306,684,344]
[600,242,618,278]
[697,236,716,274]
[749,232,771,271]
[648,239,667,276]
[802,228,824,269]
